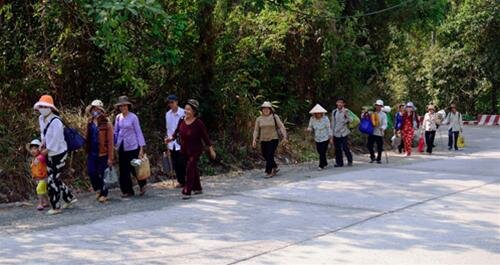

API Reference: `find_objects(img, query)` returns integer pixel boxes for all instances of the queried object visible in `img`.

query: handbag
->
[347,110,360,129]
[359,114,374,135]
[272,114,284,141]
[417,133,425,152]
[131,154,151,180]
[457,134,465,148]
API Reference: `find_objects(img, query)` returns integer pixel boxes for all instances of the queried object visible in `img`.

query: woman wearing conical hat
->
[306,104,333,170]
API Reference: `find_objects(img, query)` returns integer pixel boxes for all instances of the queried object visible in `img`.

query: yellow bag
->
[371,112,380,127]
[36,180,48,196]
[136,154,151,181]
[457,134,465,148]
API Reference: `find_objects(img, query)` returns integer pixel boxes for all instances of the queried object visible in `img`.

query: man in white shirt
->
[368,99,388,164]
[165,95,186,187]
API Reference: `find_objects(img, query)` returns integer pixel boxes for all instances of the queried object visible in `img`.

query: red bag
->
[417,133,425,153]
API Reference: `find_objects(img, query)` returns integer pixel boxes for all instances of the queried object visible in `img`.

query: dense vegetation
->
[0,0,498,202]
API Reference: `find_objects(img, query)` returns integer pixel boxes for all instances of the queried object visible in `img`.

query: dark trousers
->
[448,129,460,150]
[334,136,353,166]
[425,131,436,153]
[47,152,74,209]
[118,145,146,195]
[397,131,404,153]
[367,135,383,162]
[171,149,186,186]
[316,140,329,168]
[183,153,202,196]
[87,155,109,197]
[261,139,279,174]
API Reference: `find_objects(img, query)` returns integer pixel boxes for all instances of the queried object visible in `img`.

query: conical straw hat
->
[309,104,328,114]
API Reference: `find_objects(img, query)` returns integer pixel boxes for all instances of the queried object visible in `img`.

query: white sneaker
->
[62,198,78,209]
[47,209,62,215]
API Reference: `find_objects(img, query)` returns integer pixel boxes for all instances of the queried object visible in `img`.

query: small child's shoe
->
[36,204,44,211]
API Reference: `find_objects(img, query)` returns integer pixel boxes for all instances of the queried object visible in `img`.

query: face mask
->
[92,111,101,117]
[38,108,51,116]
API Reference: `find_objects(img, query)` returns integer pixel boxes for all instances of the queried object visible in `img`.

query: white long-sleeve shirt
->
[165,107,185,151]
[39,113,67,156]
[444,111,463,132]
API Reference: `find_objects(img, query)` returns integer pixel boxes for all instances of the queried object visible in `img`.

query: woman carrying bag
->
[85,100,114,203]
[252,101,288,178]
[114,96,147,197]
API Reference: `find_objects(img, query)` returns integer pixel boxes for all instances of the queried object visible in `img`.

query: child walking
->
[28,139,49,211]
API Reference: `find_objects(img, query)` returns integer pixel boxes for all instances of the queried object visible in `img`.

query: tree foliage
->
[0,0,498,201]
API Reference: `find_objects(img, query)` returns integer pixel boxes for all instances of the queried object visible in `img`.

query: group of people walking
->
[394,102,464,157]
[30,94,215,215]
[28,94,464,215]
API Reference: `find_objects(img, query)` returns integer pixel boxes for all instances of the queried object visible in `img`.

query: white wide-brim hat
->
[260,101,274,111]
[405,102,416,110]
[86,99,106,114]
[309,104,328,114]
[374,99,384,106]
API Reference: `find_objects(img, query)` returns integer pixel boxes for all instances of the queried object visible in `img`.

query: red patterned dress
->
[402,112,416,155]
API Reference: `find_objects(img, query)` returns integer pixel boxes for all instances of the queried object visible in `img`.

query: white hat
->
[382,106,392,113]
[309,104,328,114]
[30,139,42,146]
[26,139,42,152]
[405,102,416,109]
[260,101,274,111]
[86,99,105,114]
[374,99,384,106]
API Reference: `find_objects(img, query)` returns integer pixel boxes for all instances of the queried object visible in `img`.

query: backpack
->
[44,117,85,152]
[359,113,374,135]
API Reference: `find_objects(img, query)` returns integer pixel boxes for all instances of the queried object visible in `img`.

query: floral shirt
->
[308,116,333,143]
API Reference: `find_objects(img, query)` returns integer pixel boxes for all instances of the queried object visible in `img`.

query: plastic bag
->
[359,115,374,135]
[104,167,119,185]
[131,154,151,180]
[347,110,360,129]
[417,134,425,153]
[457,134,465,148]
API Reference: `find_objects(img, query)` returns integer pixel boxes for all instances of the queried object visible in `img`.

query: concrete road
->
[0,126,499,265]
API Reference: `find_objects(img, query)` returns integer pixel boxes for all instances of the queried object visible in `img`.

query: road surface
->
[0,126,499,264]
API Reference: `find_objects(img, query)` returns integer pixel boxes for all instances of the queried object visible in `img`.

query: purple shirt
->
[114,112,146,151]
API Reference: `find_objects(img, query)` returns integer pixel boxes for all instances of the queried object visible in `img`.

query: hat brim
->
[114,102,133,108]
[34,102,59,112]
[25,143,40,153]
